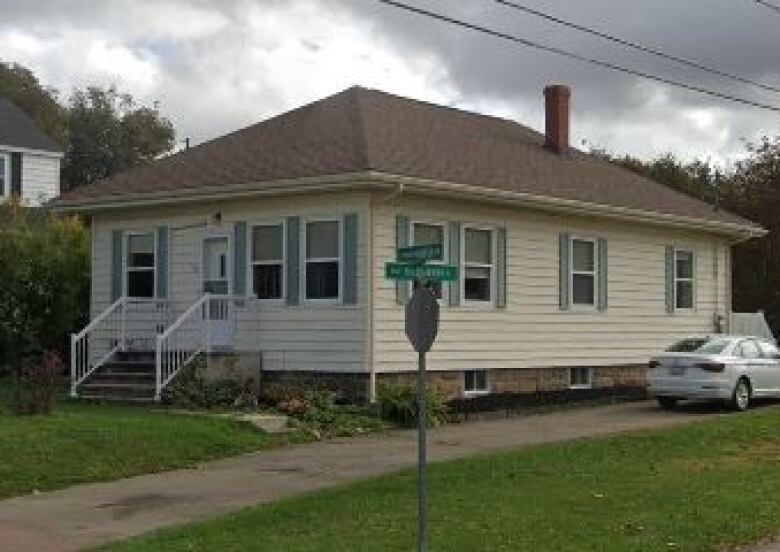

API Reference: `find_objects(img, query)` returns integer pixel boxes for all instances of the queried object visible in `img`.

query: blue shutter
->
[156,226,169,298]
[343,214,358,305]
[665,246,675,313]
[496,227,507,308]
[233,222,247,296]
[449,221,461,307]
[395,215,410,305]
[10,153,22,197]
[286,217,300,305]
[559,232,571,310]
[111,230,123,301]
[597,238,608,311]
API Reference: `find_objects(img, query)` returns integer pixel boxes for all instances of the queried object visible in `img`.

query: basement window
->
[569,367,592,389]
[464,370,488,395]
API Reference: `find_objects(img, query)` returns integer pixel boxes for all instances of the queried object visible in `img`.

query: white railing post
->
[70,333,78,398]
[120,298,127,351]
[155,334,163,402]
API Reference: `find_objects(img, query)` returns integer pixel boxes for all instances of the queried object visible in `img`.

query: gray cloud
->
[1,0,778,163]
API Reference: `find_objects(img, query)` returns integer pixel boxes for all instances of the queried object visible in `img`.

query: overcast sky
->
[1,0,778,164]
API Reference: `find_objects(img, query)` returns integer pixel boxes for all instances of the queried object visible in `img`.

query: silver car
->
[648,335,780,411]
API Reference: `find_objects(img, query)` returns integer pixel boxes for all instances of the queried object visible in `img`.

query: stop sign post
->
[387,244,453,552]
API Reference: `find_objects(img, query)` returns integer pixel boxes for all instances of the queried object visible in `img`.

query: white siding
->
[91,191,370,373]
[21,153,60,206]
[371,193,732,373]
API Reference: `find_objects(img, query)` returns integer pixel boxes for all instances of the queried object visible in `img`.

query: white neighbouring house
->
[51,85,766,403]
[0,97,62,207]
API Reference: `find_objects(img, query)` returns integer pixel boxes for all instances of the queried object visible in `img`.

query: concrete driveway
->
[0,400,728,551]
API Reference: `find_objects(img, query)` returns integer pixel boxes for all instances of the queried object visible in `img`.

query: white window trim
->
[464,370,490,396]
[460,223,497,307]
[0,151,9,198]
[247,219,286,302]
[302,217,343,304]
[201,232,232,297]
[123,230,157,299]
[674,248,696,313]
[569,367,593,390]
[409,219,449,303]
[569,236,598,310]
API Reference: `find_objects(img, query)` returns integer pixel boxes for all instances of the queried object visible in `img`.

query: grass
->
[105,405,780,552]
[0,379,305,498]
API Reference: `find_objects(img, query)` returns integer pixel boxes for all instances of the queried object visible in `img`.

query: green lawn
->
[106,405,780,552]
[0,381,302,498]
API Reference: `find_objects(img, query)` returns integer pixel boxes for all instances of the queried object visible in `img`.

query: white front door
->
[202,236,232,348]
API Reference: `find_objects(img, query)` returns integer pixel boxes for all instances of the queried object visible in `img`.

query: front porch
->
[71,294,235,401]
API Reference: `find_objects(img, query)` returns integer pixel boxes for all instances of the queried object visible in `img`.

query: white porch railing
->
[70,297,176,397]
[155,294,233,400]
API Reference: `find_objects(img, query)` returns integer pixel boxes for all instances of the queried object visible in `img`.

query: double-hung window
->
[305,219,341,300]
[411,221,446,300]
[571,238,596,306]
[251,223,284,300]
[125,233,156,298]
[463,226,494,303]
[0,152,8,198]
[674,249,694,310]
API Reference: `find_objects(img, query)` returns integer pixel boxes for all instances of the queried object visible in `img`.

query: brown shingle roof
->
[54,86,755,229]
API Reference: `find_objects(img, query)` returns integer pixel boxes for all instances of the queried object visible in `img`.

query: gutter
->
[50,170,765,239]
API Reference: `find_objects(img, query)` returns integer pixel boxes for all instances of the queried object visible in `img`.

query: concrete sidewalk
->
[0,400,717,551]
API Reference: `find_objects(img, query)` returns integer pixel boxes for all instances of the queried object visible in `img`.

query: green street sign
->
[385,262,458,282]
[397,244,443,264]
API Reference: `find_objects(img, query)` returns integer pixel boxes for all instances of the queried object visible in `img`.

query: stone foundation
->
[376,365,647,400]
[259,370,371,404]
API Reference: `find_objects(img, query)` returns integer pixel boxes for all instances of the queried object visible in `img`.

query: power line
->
[377,0,780,113]
[497,0,780,94]
[754,0,780,14]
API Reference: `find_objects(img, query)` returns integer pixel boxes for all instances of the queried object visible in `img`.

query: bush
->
[0,202,89,374]
[376,384,449,428]
[10,351,62,415]
[161,362,256,409]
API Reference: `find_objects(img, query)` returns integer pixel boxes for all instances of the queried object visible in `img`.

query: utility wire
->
[377,0,780,113]
[755,0,780,14]
[497,0,780,94]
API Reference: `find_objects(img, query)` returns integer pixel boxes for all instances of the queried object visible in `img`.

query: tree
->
[0,61,67,146]
[722,138,780,334]
[0,201,90,373]
[61,86,176,189]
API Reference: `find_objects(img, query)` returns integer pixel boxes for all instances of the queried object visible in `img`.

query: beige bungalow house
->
[52,85,765,403]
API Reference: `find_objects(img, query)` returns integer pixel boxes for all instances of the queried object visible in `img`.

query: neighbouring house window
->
[305,220,340,300]
[125,233,155,298]
[463,227,494,303]
[412,222,445,300]
[251,223,284,300]
[464,370,488,394]
[0,152,8,197]
[675,249,694,310]
[571,238,596,306]
[570,367,592,389]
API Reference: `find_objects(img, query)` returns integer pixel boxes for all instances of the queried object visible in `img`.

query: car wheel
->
[731,379,751,412]
[657,397,678,410]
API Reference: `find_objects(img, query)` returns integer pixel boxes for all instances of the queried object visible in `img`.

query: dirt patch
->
[96,493,187,520]
[674,442,780,472]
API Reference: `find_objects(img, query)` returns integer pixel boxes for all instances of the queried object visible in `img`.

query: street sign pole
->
[417,347,427,552]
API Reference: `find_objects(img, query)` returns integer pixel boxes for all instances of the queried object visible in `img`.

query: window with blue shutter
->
[343,214,358,305]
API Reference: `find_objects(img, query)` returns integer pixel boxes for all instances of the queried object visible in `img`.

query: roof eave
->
[49,170,766,239]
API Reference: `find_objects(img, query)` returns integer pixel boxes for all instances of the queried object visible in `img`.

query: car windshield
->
[694,338,733,355]
[665,338,708,352]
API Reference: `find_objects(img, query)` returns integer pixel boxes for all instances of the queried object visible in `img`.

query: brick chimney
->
[544,85,571,154]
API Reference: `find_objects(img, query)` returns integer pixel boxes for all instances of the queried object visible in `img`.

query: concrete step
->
[115,350,155,363]
[88,372,156,384]
[100,361,156,375]
[78,382,156,400]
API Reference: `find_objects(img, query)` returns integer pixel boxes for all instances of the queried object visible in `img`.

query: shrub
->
[161,361,256,409]
[0,202,89,374]
[376,384,449,428]
[11,351,62,415]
